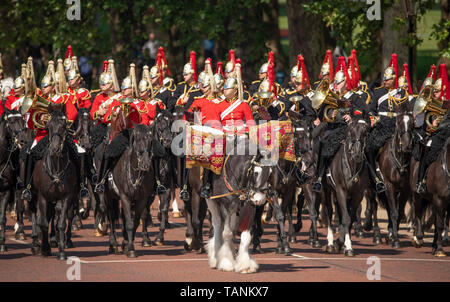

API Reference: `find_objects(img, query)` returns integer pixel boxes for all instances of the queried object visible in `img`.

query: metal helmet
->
[290,65,298,78]
[99,73,112,86]
[433,78,442,92]
[321,62,330,77]
[149,66,159,79]
[225,49,236,74]
[214,73,224,88]
[41,61,56,88]
[259,62,268,75]
[398,76,408,89]
[383,67,396,81]
[63,45,73,71]
[293,69,303,84]
[197,71,207,86]
[121,76,132,90]
[138,79,151,93]
[334,70,346,85]
[224,77,238,90]
[13,77,26,90]
[67,68,80,81]
[183,51,197,82]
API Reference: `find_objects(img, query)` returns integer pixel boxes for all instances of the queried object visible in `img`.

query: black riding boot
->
[365,149,386,193]
[416,146,429,194]
[153,157,167,195]
[312,155,328,192]
[21,152,34,201]
[200,169,213,198]
[78,154,90,199]
[179,157,190,201]
[94,156,115,193]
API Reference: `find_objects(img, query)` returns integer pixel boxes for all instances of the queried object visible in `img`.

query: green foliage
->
[431,19,450,58]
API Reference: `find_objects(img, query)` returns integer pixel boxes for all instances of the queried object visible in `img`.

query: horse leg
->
[354,203,364,238]
[184,199,194,251]
[285,189,297,244]
[272,193,291,255]
[107,199,120,254]
[205,199,223,268]
[14,190,25,240]
[432,197,446,257]
[385,183,400,248]
[30,202,41,255]
[332,195,340,234]
[368,190,382,245]
[0,191,9,252]
[197,198,208,253]
[323,186,337,253]
[412,193,425,248]
[190,191,204,252]
[294,190,304,233]
[335,187,354,256]
[156,191,170,246]
[65,199,74,249]
[140,207,152,247]
[217,206,235,272]
[306,187,321,248]
[363,193,374,232]
[38,196,51,257]
[251,204,264,254]
[235,204,258,274]
[120,196,136,258]
[49,216,58,248]
[56,200,68,260]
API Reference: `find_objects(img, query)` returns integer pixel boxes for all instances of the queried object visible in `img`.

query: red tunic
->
[102,95,141,128]
[67,87,92,109]
[187,96,222,128]
[5,94,26,111]
[136,98,166,125]
[90,92,121,123]
[216,97,255,135]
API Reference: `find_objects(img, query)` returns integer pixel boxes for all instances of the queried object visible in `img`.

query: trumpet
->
[21,94,52,129]
[311,78,340,110]
[413,84,433,116]
[118,97,134,118]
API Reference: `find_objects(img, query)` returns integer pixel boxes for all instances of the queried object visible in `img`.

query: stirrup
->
[91,174,99,183]
[156,182,167,195]
[180,187,190,201]
[200,184,211,199]
[416,181,426,194]
[21,188,32,201]
[375,179,386,193]
[312,179,322,192]
[80,187,90,198]
[94,183,105,193]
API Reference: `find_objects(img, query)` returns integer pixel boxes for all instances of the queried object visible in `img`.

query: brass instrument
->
[424,97,447,132]
[289,95,303,112]
[311,78,339,110]
[413,84,433,116]
[118,97,134,118]
[253,91,274,110]
[29,94,52,129]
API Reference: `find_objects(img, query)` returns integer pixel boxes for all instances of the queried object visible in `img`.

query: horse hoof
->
[155,238,164,246]
[289,236,297,244]
[326,245,337,254]
[433,250,446,257]
[356,231,364,239]
[363,223,373,232]
[109,246,121,255]
[58,252,66,261]
[50,241,58,248]
[412,239,423,248]
[344,249,355,257]
[172,212,180,218]
[313,240,321,248]
[127,250,137,258]
[373,236,382,245]
[194,247,206,254]
[0,244,7,252]
[392,241,401,249]
[284,247,292,256]
[72,224,79,232]
[252,245,262,254]
[275,247,283,254]
[184,242,192,252]
[41,249,51,257]
[142,239,152,247]
[15,232,25,240]
[31,246,40,255]
[65,240,74,249]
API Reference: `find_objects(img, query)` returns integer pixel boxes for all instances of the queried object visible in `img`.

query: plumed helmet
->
[224,77,238,90]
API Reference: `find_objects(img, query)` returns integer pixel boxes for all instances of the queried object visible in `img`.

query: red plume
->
[351,50,361,83]
[347,56,358,89]
[236,58,243,80]
[389,53,399,88]
[267,51,274,65]
[228,49,235,71]
[427,65,437,82]
[268,62,277,100]
[336,56,352,91]
[189,51,197,82]
[320,50,334,81]
[298,55,310,88]
[158,47,170,76]
[402,63,412,94]
[438,63,449,100]
[156,53,163,86]
[65,45,73,59]
[216,62,224,78]
[102,60,108,73]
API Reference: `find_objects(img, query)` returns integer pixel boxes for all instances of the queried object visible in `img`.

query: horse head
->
[395,101,414,154]
[131,123,152,172]
[289,111,312,156]
[47,106,68,157]
[2,109,31,150]
[153,108,174,149]
[347,116,369,164]
[73,108,92,150]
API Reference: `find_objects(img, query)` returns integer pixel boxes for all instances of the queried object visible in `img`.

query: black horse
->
[0,110,31,251]
[376,102,414,248]
[108,124,156,257]
[32,108,79,260]
[411,136,450,256]
[206,137,272,273]
[323,116,370,256]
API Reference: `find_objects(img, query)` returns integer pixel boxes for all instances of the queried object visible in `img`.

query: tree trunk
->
[286,0,328,82]
[264,0,288,69]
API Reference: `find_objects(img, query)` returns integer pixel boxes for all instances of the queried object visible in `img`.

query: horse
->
[108,123,156,257]
[0,110,31,252]
[376,102,414,248]
[32,107,79,260]
[140,108,174,246]
[206,137,272,273]
[322,116,370,256]
[410,136,450,257]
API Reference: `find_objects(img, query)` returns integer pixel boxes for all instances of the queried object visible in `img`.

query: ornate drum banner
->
[185,125,226,174]
[248,120,296,162]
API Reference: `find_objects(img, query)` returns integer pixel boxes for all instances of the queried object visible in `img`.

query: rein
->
[44,149,71,185]
[390,130,410,175]
[341,136,365,189]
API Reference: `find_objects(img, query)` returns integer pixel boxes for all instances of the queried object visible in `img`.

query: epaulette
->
[374,86,384,90]
[91,89,100,93]
[286,89,296,95]
[212,98,223,104]
[177,81,186,85]
[194,95,204,99]
[251,80,260,85]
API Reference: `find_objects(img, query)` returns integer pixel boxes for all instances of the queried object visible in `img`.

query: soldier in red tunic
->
[67,56,92,109]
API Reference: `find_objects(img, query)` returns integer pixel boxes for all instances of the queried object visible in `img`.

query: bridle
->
[341,119,367,187]
[391,112,413,174]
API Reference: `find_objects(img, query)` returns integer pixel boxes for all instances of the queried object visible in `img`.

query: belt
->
[378,112,398,118]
